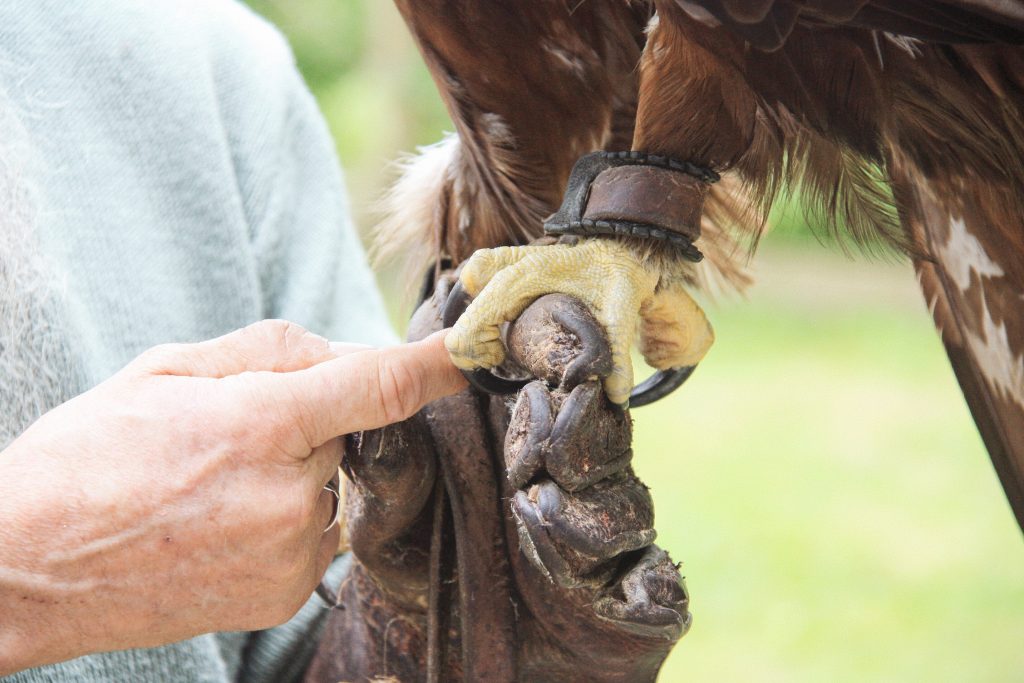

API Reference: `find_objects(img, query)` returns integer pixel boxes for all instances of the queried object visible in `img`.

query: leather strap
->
[543,151,718,262]
[585,165,705,242]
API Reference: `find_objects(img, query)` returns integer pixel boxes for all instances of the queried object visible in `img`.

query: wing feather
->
[892,161,1024,530]
[680,0,1024,50]
[379,0,647,272]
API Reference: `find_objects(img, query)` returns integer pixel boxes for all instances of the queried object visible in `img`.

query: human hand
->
[0,320,465,675]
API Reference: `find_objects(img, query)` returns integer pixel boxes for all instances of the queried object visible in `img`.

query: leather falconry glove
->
[306,271,690,683]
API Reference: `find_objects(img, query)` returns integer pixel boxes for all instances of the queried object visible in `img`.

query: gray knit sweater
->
[0,0,394,680]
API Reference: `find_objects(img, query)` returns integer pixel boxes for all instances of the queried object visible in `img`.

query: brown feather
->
[382,0,647,270]
[387,0,1024,525]
[893,156,1024,529]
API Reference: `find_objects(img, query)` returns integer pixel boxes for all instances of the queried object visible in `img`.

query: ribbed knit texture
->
[0,0,394,680]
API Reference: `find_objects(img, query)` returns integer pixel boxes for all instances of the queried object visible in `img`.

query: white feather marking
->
[935,214,1023,408]
[966,304,1024,410]
[541,40,590,79]
[644,13,661,34]
[883,33,923,58]
[936,215,1005,291]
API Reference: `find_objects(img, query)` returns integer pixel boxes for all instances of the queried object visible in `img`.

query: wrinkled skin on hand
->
[306,275,689,683]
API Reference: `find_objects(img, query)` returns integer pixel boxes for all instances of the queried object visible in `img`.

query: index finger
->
[268,330,467,448]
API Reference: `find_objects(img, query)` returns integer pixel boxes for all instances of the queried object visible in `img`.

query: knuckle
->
[251,318,297,336]
[132,343,189,373]
[249,319,325,353]
[376,355,422,424]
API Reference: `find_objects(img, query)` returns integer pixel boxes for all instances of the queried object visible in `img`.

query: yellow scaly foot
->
[445,238,713,406]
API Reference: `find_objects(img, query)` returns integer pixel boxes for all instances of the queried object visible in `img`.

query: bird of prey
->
[378,0,1024,530]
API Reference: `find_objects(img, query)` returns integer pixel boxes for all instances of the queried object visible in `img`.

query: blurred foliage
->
[637,247,1024,681]
[243,2,1024,681]
[245,0,367,90]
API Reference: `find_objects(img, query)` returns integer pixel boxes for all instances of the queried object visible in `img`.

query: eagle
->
[376,0,1024,531]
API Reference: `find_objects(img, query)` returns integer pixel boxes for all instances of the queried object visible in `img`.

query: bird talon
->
[442,280,504,369]
[441,241,712,405]
[629,366,697,408]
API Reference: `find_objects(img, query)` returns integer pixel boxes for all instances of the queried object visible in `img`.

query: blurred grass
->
[245,2,1024,680]
[637,245,1024,681]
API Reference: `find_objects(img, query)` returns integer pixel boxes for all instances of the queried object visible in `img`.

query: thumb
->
[267,330,468,448]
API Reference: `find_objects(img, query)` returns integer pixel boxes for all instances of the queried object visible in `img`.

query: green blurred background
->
[245,2,1023,680]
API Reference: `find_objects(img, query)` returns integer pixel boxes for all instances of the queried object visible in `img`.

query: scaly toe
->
[445,321,505,370]
[446,240,707,409]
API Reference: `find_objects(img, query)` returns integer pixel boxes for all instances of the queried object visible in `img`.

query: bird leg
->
[446,4,756,406]
[447,238,712,406]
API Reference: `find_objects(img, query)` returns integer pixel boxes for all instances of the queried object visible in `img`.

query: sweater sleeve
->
[215,12,397,347]
[253,79,397,347]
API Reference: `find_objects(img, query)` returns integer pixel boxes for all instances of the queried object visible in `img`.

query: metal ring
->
[441,281,696,407]
[322,467,342,533]
[313,467,345,609]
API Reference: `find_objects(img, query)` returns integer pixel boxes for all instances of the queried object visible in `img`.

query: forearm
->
[0,441,82,675]
[0,325,465,676]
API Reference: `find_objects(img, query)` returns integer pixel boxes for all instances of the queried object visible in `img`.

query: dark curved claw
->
[443,281,698,406]
[463,368,530,396]
[441,280,530,395]
[510,470,656,587]
[592,546,691,640]
[548,306,614,390]
[546,382,632,491]
[504,381,553,490]
[416,258,454,308]
[628,365,696,408]
[440,279,470,332]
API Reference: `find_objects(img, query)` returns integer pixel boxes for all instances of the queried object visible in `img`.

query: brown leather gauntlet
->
[306,273,689,683]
